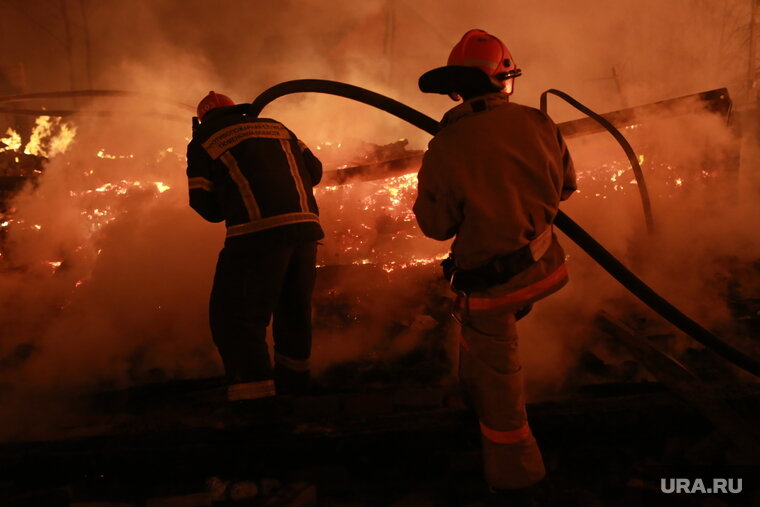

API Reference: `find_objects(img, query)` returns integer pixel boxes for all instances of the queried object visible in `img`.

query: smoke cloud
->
[0,0,758,439]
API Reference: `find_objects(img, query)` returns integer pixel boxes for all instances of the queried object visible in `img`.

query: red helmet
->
[196,91,235,121]
[446,29,521,94]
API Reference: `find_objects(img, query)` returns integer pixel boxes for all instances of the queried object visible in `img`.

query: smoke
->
[0,0,758,439]
[519,98,760,398]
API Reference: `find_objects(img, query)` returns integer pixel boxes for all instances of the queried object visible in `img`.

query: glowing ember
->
[380,253,450,273]
[96,149,135,160]
[3,121,712,289]
[575,153,704,200]
[76,180,158,197]
[316,168,447,268]
[46,260,63,272]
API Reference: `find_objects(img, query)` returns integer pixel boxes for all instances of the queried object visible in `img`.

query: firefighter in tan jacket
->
[414,30,576,500]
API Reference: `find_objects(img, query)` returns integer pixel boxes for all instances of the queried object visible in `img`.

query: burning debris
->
[316,170,449,272]
[0,87,754,398]
[0,121,459,404]
[0,119,173,259]
[560,88,738,204]
[0,88,755,505]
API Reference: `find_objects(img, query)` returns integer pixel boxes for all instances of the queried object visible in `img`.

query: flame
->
[24,116,53,156]
[49,122,77,156]
[23,116,77,157]
[0,134,177,241]
[0,128,22,152]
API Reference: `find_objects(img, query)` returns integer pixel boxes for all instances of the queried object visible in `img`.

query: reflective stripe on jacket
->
[186,105,324,242]
[413,93,576,308]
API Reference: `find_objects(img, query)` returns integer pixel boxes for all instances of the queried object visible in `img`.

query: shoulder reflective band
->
[464,264,568,311]
[203,122,291,159]
[480,421,531,444]
[280,139,310,212]
[227,380,276,401]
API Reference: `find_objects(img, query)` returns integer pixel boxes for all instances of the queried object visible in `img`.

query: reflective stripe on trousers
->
[274,351,310,372]
[459,308,546,489]
[227,379,277,401]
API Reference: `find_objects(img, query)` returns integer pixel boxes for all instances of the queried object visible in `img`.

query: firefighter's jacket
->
[186,105,324,245]
[413,93,576,308]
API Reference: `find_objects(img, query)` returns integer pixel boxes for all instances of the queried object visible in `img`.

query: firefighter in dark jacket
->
[414,31,577,500]
[187,91,324,401]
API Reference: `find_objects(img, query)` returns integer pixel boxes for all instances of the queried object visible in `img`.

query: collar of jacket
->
[440,92,510,127]
[195,104,254,138]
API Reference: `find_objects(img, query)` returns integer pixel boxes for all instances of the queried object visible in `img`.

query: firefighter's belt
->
[445,227,553,293]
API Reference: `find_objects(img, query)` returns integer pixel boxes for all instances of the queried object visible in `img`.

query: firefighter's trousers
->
[460,306,546,489]
[209,240,317,396]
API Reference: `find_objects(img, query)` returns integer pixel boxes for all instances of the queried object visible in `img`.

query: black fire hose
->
[553,212,760,376]
[540,89,655,234]
[249,79,760,378]
[250,80,439,133]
